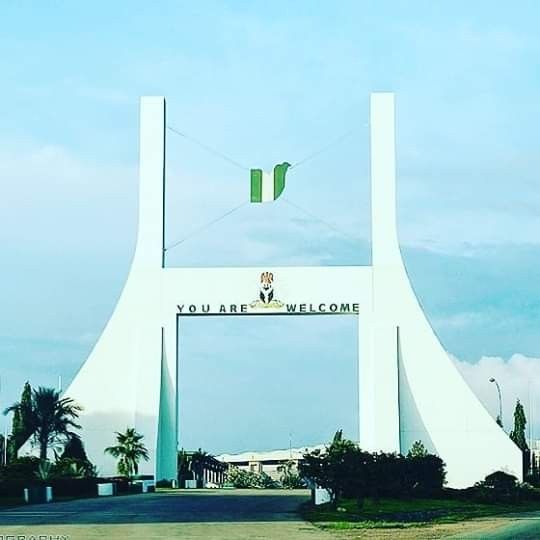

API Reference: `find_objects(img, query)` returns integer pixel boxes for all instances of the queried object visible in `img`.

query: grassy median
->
[302,497,540,530]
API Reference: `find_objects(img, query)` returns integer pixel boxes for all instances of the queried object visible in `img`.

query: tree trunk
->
[39,437,47,461]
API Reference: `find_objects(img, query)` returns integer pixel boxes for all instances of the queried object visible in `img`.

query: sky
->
[0,1,539,453]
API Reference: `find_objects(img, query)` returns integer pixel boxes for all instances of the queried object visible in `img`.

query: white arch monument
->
[62,94,521,487]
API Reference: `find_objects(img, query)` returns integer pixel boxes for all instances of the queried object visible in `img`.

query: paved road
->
[0,488,334,539]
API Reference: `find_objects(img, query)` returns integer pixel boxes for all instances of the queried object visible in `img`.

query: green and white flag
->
[250,162,290,203]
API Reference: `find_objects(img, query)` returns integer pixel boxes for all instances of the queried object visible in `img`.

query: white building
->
[217,446,324,480]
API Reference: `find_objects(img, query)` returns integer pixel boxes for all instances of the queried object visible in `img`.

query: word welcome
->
[177,303,360,315]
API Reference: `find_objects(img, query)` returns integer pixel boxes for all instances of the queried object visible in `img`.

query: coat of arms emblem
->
[250,272,284,309]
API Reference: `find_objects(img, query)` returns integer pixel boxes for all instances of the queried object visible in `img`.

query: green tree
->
[300,431,447,503]
[255,471,280,488]
[509,399,530,476]
[4,386,82,461]
[104,428,149,478]
[226,466,259,488]
[55,434,97,478]
[277,460,305,489]
[61,435,89,462]
[407,440,429,458]
[224,466,279,488]
[300,430,371,504]
[510,400,529,450]
[7,381,33,461]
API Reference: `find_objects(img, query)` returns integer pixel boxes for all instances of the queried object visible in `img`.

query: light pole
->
[489,377,503,428]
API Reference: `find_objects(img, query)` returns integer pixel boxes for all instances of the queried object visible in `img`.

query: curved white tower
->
[53,94,521,487]
[365,94,522,487]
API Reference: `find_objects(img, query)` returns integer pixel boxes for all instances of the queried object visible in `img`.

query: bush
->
[0,478,34,497]
[0,457,41,480]
[226,467,260,488]
[1,456,97,483]
[281,472,306,489]
[156,479,173,488]
[256,472,280,489]
[407,454,446,495]
[469,471,526,503]
[484,471,518,490]
[54,457,98,479]
[300,432,447,503]
[226,467,281,489]
[48,477,99,497]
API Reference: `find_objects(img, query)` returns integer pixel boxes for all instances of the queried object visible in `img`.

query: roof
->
[216,445,325,464]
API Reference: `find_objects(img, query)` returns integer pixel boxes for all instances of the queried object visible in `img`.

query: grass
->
[302,496,540,530]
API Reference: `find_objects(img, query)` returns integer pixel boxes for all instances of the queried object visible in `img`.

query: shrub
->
[369,452,407,498]
[300,432,374,502]
[0,478,35,497]
[0,456,41,480]
[278,460,306,489]
[225,467,281,488]
[61,436,89,462]
[35,460,55,480]
[484,471,518,490]
[300,432,447,503]
[407,454,446,495]
[256,472,280,489]
[469,471,525,503]
[407,440,429,458]
[226,467,260,488]
[48,477,99,497]
[54,457,98,479]
[156,479,173,488]
[281,472,306,489]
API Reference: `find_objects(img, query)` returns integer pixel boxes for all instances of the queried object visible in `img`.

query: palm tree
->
[104,428,149,478]
[4,386,82,461]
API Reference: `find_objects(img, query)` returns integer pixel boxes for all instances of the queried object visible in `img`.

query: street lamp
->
[489,377,503,428]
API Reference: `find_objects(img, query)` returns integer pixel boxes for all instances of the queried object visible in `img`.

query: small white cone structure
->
[50,94,521,486]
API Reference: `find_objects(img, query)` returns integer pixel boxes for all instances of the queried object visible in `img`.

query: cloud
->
[0,140,136,255]
[433,311,489,329]
[455,354,540,440]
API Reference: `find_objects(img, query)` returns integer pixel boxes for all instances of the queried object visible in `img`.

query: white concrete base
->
[314,488,332,505]
[97,483,115,496]
[24,486,53,504]
[134,480,156,493]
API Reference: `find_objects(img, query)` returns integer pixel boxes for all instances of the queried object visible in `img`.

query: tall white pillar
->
[367,93,400,453]
[135,96,166,268]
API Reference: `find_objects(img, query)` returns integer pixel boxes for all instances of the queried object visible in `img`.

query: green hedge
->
[300,438,447,502]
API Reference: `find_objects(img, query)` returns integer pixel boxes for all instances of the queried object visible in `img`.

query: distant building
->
[216,446,324,481]
[178,451,228,487]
